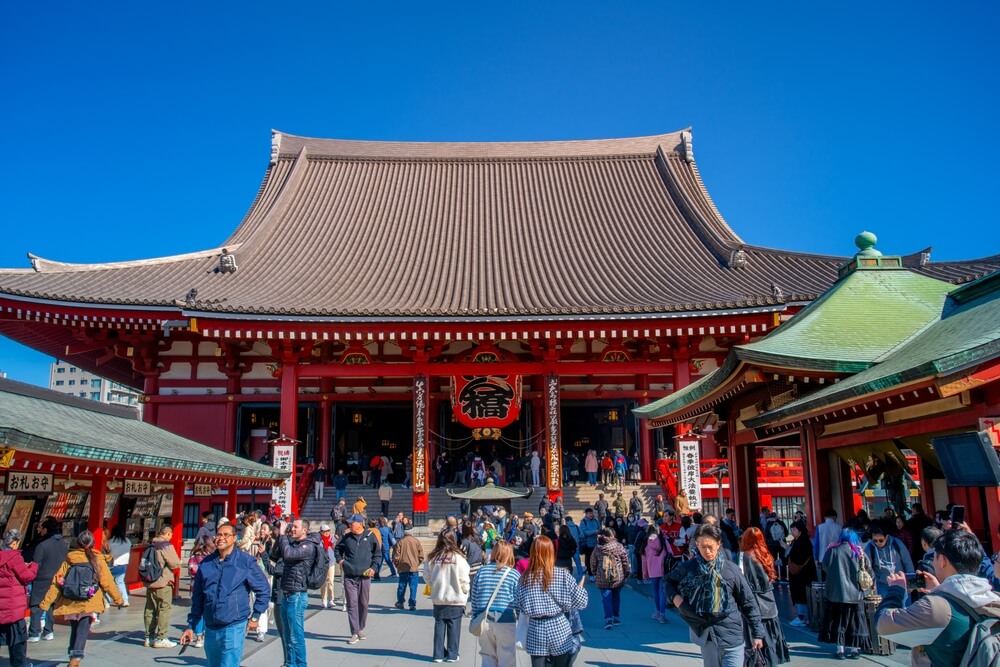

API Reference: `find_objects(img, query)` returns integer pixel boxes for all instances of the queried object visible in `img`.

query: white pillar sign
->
[272,443,294,514]
[678,439,702,511]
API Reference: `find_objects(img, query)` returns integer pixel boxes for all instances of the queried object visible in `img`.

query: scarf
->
[321,534,334,551]
[677,549,731,616]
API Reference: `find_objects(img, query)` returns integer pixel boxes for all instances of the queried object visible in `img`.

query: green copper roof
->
[747,269,1000,427]
[445,478,534,501]
[0,379,288,483]
[636,261,955,423]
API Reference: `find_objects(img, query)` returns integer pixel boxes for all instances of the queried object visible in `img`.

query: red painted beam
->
[816,407,985,449]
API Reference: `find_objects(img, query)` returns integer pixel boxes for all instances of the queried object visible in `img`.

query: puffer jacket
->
[0,548,37,623]
[589,538,630,589]
[274,533,321,593]
[40,548,123,615]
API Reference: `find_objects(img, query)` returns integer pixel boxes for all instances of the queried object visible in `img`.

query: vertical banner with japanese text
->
[678,439,702,511]
[272,443,294,515]
[412,375,428,494]
[546,374,562,492]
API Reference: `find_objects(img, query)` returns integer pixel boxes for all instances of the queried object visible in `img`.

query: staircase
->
[301,481,664,534]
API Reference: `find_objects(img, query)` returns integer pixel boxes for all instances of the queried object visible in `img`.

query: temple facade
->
[2,129,997,524]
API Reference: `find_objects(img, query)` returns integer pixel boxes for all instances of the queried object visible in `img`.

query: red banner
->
[452,374,522,429]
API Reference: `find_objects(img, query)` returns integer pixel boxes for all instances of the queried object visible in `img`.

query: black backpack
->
[62,561,97,600]
[138,544,164,584]
[307,541,329,589]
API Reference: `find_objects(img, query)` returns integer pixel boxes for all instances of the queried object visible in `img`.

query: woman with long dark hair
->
[819,528,872,659]
[740,528,790,666]
[425,530,470,663]
[40,530,122,667]
[555,525,577,573]
[786,520,818,627]
[461,521,485,584]
[665,523,764,667]
[516,536,588,667]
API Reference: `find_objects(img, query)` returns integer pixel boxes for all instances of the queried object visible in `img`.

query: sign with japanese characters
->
[546,374,562,490]
[193,484,213,497]
[123,479,152,496]
[678,439,702,511]
[272,443,294,515]
[5,471,54,495]
[452,374,522,429]
[412,375,428,493]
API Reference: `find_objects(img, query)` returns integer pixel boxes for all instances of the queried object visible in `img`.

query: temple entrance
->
[236,402,318,464]
[333,403,412,484]
[434,402,532,488]
[560,400,638,476]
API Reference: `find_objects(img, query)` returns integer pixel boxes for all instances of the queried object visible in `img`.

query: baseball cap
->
[320,523,331,531]
[349,514,365,524]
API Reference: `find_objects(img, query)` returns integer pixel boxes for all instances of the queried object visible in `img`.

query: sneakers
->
[394,601,405,609]
[153,638,178,649]
[612,617,621,626]
[143,636,150,648]
[194,635,204,648]
[347,634,360,645]
[358,632,366,641]
[445,657,460,663]
[27,635,40,643]
[409,605,417,611]
[322,600,329,609]
[789,617,807,627]
[604,620,613,630]
[433,660,444,664]
[651,612,662,621]
[42,632,55,641]
[256,632,265,643]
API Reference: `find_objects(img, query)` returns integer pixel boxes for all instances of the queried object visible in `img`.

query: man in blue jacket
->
[180,522,271,667]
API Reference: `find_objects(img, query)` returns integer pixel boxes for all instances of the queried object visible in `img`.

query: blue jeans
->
[106,565,128,606]
[588,472,597,485]
[650,577,666,615]
[335,489,347,503]
[280,591,308,667]
[204,620,247,667]
[397,571,419,606]
[700,637,744,667]
[382,548,397,576]
[572,551,583,576]
[600,587,621,620]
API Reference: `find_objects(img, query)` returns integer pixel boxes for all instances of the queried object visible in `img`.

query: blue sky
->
[1,3,997,387]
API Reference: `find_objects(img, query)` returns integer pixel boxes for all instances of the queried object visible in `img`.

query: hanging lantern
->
[451,350,522,430]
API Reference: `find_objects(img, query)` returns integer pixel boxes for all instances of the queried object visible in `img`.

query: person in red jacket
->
[0,529,39,667]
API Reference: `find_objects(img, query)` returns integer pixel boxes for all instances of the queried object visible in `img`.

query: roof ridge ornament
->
[218,248,238,274]
[729,246,749,269]
[681,130,694,163]
[270,130,282,165]
[855,231,882,258]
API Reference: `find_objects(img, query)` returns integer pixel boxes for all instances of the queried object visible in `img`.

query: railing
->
[295,465,313,516]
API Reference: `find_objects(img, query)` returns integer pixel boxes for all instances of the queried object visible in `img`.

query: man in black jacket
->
[335,514,379,645]
[27,518,67,642]
[272,519,321,667]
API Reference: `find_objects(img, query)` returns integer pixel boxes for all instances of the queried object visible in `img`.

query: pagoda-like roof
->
[745,268,1000,429]
[3,129,996,321]
[634,248,960,426]
[445,478,533,501]
[0,378,288,484]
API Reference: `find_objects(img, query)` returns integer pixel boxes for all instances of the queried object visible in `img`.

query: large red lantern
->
[451,351,522,430]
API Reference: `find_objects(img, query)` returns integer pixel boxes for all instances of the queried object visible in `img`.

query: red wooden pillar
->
[319,379,335,469]
[279,363,299,443]
[228,484,239,524]
[88,473,107,551]
[801,425,830,527]
[544,373,563,502]
[412,375,430,525]
[142,374,158,425]
[637,375,654,481]
[171,481,185,591]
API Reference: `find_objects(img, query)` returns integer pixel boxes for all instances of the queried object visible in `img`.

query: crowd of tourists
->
[5,493,1000,667]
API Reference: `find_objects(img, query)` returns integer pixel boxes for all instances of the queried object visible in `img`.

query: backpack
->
[307,541,330,589]
[138,544,164,585]
[62,561,97,600]
[601,548,624,586]
[936,591,1000,667]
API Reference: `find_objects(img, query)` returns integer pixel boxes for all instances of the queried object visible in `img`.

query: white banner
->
[272,444,294,515]
[678,439,702,511]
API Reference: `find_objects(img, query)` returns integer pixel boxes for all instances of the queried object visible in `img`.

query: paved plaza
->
[19,577,911,667]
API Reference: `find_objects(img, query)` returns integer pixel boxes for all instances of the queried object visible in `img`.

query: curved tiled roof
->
[1,130,996,320]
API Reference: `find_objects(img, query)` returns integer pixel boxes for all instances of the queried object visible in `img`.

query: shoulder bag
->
[469,567,512,637]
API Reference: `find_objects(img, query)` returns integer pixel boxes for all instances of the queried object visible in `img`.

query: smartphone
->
[179,642,188,655]
[905,573,926,591]
[951,505,966,525]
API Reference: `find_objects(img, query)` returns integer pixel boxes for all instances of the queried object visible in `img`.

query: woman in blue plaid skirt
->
[515,536,588,667]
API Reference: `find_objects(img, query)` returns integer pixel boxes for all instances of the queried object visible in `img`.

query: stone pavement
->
[20,578,911,666]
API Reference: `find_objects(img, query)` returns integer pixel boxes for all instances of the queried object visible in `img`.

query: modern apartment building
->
[48,360,141,407]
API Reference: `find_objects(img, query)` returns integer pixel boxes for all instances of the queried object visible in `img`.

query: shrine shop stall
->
[0,378,288,587]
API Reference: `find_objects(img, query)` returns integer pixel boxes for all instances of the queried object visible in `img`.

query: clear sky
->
[1,3,997,388]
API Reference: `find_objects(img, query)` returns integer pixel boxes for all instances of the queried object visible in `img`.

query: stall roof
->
[0,379,288,484]
[446,479,533,501]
